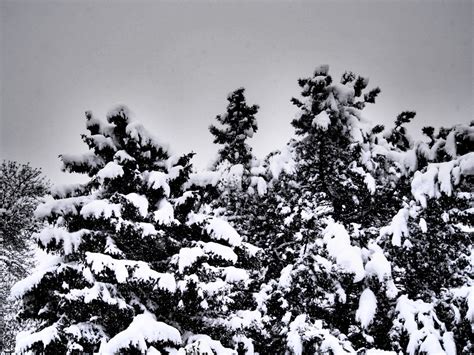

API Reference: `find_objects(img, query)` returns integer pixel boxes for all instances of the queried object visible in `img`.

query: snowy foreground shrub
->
[11,66,473,354]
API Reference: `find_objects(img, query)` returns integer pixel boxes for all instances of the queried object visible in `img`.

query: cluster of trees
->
[6,65,473,354]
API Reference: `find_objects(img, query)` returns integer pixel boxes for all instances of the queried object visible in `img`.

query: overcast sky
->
[1,0,472,184]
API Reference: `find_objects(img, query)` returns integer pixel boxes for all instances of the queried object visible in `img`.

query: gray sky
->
[1,0,472,185]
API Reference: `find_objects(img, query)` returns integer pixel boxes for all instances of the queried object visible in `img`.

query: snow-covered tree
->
[0,161,49,254]
[230,66,397,353]
[379,123,474,354]
[12,107,261,354]
[209,88,258,168]
[0,161,48,352]
[202,88,266,246]
[290,65,383,224]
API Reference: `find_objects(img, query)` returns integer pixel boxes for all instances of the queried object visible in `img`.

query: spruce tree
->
[12,107,260,353]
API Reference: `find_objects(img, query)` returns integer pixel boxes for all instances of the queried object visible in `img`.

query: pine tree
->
[290,65,382,224]
[238,66,397,353]
[12,107,260,354]
[209,88,259,168]
[205,88,265,245]
[381,122,474,353]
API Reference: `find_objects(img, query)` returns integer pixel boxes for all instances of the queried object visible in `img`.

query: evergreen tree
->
[290,65,382,223]
[205,88,265,245]
[12,107,260,354]
[209,88,259,168]
[381,123,474,353]
[238,66,398,353]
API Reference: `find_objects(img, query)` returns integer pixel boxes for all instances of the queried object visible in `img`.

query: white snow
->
[15,323,60,353]
[379,208,409,247]
[186,169,222,188]
[63,322,107,347]
[205,217,242,246]
[323,220,365,282]
[220,163,244,189]
[174,191,195,206]
[223,266,249,283]
[36,227,87,255]
[81,199,122,219]
[451,285,474,326]
[227,310,262,330]
[146,171,171,197]
[278,264,293,288]
[201,242,238,263]
[125,193,149,218]
[287,314,306,355]
[459,152,474,175]
[320,333,352,355]
[241,242,262,257]
[90,134,117,151]
[331,82,355,105]
[395,295,448,355]
[100,312,181,353]
[250,164,266,176]
[35,195,91,219]
[138,222,158,237]
[312,110,331,131]
[153,199,176,225]
[114,150,135,163]
[419,334,445,355]
[232,335,254,354]
[10,252,62,298]
[442,332,457,355]
[132,262,176,293]
[200,279,229,296]
[356,288,377,329]
[364,244,397,300]
[126,121,169,152]
[86,253,176,292]
[107,105,130,121]
[66,282,128,309]
[177,247,205,273]
[444,131,457,157]
[86,252,129,283]
[60,152,104,172]
[419,218,428,233]
[50,183,84,198]
[268,145,296,180]
[97,161,124,181]
[256,176,268,196]
[364,173,376,194]
[411,152,474,207]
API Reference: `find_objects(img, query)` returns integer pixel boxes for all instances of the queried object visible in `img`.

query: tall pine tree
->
[209,88,259,168]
